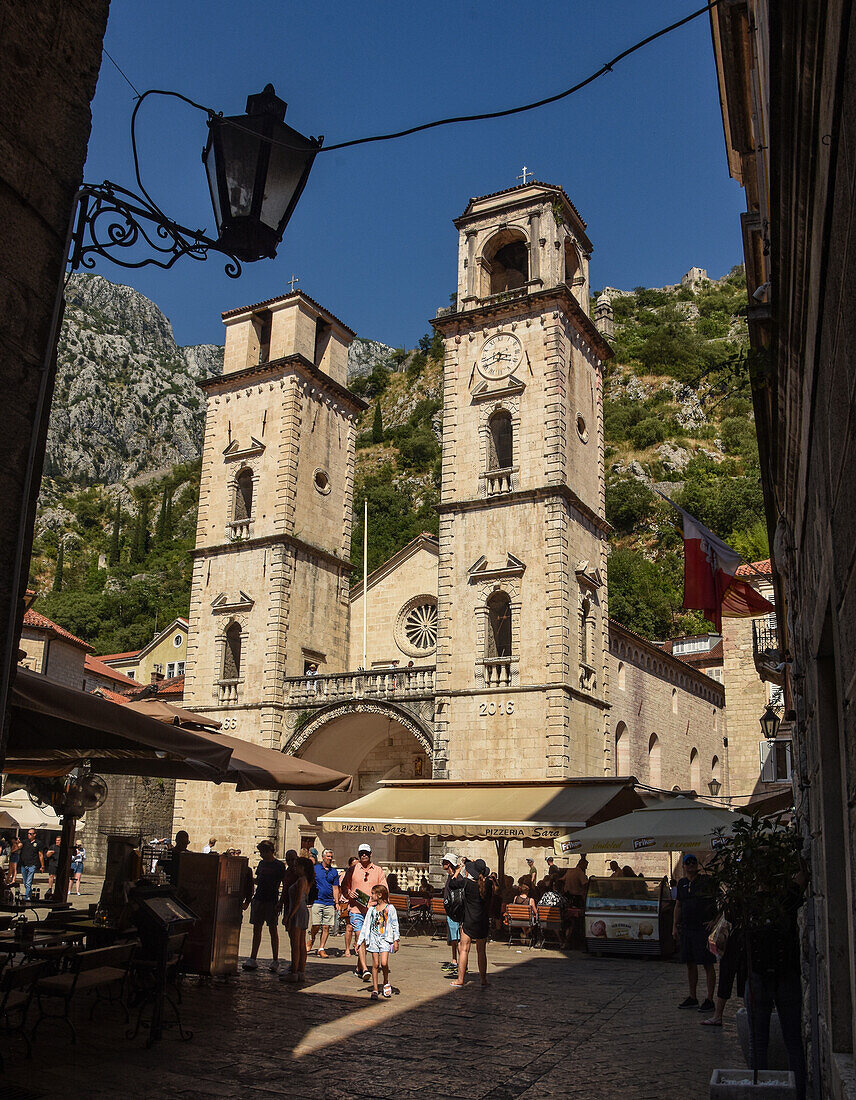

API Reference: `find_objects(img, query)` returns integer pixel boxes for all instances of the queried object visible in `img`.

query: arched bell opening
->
[479,228,529,297]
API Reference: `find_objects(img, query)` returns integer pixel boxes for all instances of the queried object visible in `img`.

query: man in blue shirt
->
[309,848,340,958]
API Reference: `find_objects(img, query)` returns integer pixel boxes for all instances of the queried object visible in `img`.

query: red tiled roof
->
[84,655,139,687]
[90,686,131,706]
[98,650,140,663]
[736,558,772,577]
[23,609,92,652]
[126,675,185,699]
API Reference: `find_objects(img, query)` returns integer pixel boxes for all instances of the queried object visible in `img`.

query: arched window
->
[564,238,580,284]
[671,687,678,715]
[481,229,529,297]
[580,597,592,666]
[617,662,626,691]
[487,410,513,470]
[223,622,242,680]
[690,748,700,792]
[648,734,661,788]
[615,721,630,776]
[486,591,512,659]
[711,755,721,786]
[234,469,254,521]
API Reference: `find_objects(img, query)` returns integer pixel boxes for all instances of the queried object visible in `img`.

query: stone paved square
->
[0,912,743,1100]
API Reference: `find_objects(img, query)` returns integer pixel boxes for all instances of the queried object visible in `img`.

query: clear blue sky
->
[83,1,744,350]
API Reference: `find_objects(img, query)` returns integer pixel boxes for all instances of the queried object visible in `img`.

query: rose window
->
[395,596,438,657]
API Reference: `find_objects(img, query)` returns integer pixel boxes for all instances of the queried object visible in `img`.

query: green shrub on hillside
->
[606,480,655,534]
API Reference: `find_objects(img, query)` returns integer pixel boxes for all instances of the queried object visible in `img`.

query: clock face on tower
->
[478,331,522,381]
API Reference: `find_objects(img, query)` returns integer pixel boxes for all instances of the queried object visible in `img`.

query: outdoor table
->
[66,920,139,950]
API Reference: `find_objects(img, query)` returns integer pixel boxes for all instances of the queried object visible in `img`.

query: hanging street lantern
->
[707,777,722,797]
[759,702,781,740]
[203,84,323,263]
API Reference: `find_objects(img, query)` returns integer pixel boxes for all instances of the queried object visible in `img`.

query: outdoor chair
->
[505,903,536,947]
[128,931,191,1044]
[388,893,416,936]
[536,905,566,948]
[31,941,137,1043]
[429,898,448,939]
[0,959,51,1065]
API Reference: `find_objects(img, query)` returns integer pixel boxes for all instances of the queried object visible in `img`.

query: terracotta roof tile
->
[97,650,140,662]
[84,655,140,687]
[736,558,772,577]
[23,609,92,652]
[89,686,131,705]
[125,675,185,698]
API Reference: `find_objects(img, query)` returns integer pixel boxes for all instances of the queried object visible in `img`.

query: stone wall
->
[80,775,176,874]
[0,1,109,764]
[721,613,769,800]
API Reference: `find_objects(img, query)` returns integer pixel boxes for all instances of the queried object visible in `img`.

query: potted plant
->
[706,815,805,1100]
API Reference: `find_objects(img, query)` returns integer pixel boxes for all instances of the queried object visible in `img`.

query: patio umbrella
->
[553,796,751,856]
[121,698,222,730]
[0,796,63,830]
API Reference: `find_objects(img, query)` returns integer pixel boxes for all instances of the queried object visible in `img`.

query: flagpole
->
[362,499,368,670]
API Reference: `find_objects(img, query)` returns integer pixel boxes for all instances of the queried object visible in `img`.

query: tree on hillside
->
[52,539,64,593]
[371,403,384,444]
[131,497,150,565]
[108,501,121,566]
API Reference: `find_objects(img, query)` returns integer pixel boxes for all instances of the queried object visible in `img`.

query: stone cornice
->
[192,531,351,572]
[198,353,368,414]
[431,284,612,362]
[437,484,611,536]
[434,683,611,710]
[608,618,726,704]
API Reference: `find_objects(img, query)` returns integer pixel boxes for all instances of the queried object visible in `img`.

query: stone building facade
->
[0,1,109,769]
[176,180,737,886]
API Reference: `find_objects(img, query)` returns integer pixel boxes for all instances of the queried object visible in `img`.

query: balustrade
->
[485,467,514,495]
[226,518,252,540]
[284,665,435,703]
[385,862,430,892]
[218,679,239,704]
[483,658,512,687]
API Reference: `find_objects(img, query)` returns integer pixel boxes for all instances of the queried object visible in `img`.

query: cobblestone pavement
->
[0,915,742,1100]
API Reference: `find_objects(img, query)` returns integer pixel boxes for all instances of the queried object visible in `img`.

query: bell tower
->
[431,180,613,781]
[176,289,365,852]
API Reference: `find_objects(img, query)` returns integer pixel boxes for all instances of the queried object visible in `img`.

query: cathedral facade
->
[174,182,726,881]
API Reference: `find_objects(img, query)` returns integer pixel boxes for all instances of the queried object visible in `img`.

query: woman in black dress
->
[454,858,493,987]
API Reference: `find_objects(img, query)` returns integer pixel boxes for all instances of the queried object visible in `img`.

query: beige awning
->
[318,779,645,843]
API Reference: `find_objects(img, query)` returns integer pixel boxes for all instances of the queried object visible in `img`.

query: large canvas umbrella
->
[553,796,751,856]
[0,796,63,830]
[121,698,222,730]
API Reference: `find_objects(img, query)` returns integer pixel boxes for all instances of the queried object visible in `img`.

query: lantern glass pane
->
[259,141,309,230]
[220,124,263,218]
[203,139,222,226]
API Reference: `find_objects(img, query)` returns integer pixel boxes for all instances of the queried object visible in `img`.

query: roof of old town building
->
[83,654,140,686]
[456,179,588,232]
[735,558,772,577]
[98,649,140,663]
[220,289,355,336]
[125,674,185,699]
[23,608,92,652]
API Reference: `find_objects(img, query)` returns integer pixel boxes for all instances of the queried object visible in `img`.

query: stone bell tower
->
[175,290,365,852]
[431,180,613,781]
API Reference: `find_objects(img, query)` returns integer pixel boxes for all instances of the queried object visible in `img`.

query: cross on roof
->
[517,166,532,185]
[288,274,300,292]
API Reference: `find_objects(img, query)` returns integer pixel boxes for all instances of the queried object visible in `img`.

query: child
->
[356,883,400,999]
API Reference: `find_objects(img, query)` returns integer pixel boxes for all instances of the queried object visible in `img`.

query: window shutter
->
[759,740,776,783]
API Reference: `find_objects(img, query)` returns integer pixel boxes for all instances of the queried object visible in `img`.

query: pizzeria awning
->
[317,778,646,842]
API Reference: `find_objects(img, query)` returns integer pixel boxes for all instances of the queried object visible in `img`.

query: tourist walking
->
[242,841,286,972]
[70,842,85,895]
[341,843,387,981]
[673,853,717,1012]
[18,829,44,899]
[282,856,314,983]
[357,883,400,999]
[340,855,358,957]
[308,848,340,957]
[5,837,21,886]
[45,834,61,896]
[454,858,493,988]
[441,852,463,975]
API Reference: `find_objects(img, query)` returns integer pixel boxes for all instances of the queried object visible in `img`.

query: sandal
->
[700,1017,723,1026]
[370,989,379,1000]
[382,984,392,998]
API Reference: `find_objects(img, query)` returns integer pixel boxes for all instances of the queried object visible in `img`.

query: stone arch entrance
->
[280,701,435,885]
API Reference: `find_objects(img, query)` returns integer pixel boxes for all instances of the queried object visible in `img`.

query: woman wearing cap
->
[454,858,494,988]
[441,853,462,975]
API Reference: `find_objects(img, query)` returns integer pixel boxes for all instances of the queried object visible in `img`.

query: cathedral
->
[173,181,727,882]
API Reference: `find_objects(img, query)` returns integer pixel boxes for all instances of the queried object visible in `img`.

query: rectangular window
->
[759,738,793,782]
[177,662,185,677]
[166,663,175,678]
[127,670,135,680]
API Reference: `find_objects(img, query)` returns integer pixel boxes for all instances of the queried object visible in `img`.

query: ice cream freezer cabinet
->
[584,876,675,958]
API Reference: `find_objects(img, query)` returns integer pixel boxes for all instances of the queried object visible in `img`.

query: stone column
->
[528,209,541,284]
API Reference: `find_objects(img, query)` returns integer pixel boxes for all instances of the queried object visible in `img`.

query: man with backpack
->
[441,852,464,975]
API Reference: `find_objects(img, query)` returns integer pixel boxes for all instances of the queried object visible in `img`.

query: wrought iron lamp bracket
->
[69,181,243,279]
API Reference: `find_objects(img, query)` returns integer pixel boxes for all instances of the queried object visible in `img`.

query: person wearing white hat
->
[440,853,463,975]
[340,842,387,980]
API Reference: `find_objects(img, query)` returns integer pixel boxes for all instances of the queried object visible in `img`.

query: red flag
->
[660,494,775,631]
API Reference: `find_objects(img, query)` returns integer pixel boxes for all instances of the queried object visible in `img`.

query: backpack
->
[444,879,465,922]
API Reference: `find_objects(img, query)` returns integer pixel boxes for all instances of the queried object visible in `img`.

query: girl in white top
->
[357,884,400,999]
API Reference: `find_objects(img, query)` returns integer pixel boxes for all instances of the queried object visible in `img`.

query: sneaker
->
[268,961,280,973]
[698,999,716,1012]
[440,962,456,971]
[678,996,699,1008]
[361,970,372,982]
[241,959,258,971]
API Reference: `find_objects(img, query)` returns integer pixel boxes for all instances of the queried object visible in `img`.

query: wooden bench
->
[505,903,536,947]
[32,941,137,1043]
[388,893,415,936]
[429,897,448,939]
